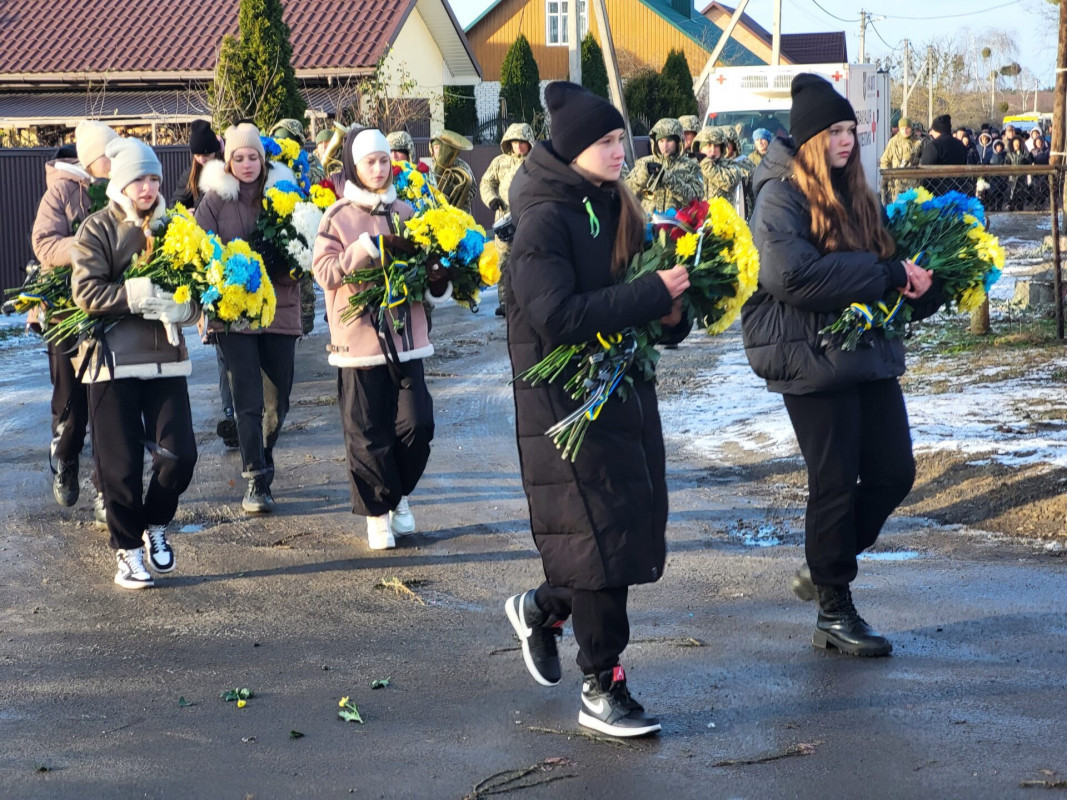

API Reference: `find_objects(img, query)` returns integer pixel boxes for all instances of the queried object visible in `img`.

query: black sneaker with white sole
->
[114,548,154,590]
[578,666,661,738]
[504,590,562,686]
[143,525,176,573]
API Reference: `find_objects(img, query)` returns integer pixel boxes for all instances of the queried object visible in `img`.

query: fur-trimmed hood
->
[341,180,396,210]
[198,159,298,201]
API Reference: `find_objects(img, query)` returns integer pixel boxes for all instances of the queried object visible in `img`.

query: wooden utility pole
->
[567,0,581,85]
[927,44,934,128]
[1052,0,1067,169]
[589,0,634,163]
[858,10,867,64]
[693,0,752,114]
[771,0,782,66]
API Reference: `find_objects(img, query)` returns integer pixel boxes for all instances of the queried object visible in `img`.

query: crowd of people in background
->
[880,113,1052,210]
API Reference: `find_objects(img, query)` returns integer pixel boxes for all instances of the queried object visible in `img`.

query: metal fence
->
[881,164,1064,338]
[0,146,188,292]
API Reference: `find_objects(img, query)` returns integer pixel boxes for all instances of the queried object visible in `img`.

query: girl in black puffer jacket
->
[503,82,690,738]
[742,74,942,657]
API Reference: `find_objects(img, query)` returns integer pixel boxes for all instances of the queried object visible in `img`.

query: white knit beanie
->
[104,137,163,202]
[351,129,390,166]
[224,122,266,164]
[75,120,118,169]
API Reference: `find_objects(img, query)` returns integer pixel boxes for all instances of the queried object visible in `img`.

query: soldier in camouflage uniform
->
[387,131,417,163]
[479,122,536,316]
[625,118,704,215]
[430,130,475,215]
[695,127,742,202]
[879,116,922,202]
[678,114,701,158]
[723,128,756,217]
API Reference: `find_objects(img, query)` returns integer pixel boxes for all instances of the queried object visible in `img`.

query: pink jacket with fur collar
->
[312,184,430,368]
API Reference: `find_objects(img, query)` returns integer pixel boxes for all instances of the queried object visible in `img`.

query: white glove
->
[357,231,381,260]
[145,291,192,346]
[125,277,159,314]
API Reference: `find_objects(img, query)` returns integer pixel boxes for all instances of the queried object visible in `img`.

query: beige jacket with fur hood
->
[32,158,95,271]
[70,195,200,383]
[194,159,302,337]
[312,184,431,368]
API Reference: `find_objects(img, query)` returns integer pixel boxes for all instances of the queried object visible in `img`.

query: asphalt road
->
[1,295,1065,799]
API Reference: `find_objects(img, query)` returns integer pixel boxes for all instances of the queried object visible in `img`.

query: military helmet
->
[500,122,536,155]
[430,130,473,151]
[650,118,683,156]
[387,131,416,158]
[695,126,727,146]
[271,118,305,142]
[678,115,701,134]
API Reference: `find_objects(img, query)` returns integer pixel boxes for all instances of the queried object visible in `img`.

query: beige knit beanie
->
[75,120,119,169]
[224,122,266,164]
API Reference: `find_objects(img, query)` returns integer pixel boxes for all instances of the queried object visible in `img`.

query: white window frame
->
[546,0,588,47]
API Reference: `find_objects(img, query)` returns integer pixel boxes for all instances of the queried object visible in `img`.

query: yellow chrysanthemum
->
[309,184,337,209]
[675,233,699,260]
[913,187,934,203]
[173,285,191,304]
[224,240,254,259]
[958,284,986,313]
[266,188,300,219]
[478,245,501,286]
[339,696,349,708]
[277,138,301,164]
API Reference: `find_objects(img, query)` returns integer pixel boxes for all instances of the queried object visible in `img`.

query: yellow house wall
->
[468,0,725,82]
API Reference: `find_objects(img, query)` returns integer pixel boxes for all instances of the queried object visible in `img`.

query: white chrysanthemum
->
[291,202,325,247]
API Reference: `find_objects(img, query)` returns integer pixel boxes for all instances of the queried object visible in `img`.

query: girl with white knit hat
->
[70,136,200,589]
[312,127,444,550]
[195,122,302,515]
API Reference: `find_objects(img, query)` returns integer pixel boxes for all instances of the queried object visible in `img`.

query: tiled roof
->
[0,0,413,76]
[705,2,847,64]
[635,0,763,66]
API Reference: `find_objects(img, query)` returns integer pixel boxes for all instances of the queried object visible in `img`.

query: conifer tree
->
[209,0,306,130]
[658,50,698,118]
[580,33,610,100]
[500,34,543,124]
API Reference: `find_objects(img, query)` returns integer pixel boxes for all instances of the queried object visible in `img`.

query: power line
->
[808,0,859,23]
[876,0,1023,20]
[867,18,899,52]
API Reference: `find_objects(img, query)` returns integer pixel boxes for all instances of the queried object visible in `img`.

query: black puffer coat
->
[507,142,676,590]
[742,137,940,395]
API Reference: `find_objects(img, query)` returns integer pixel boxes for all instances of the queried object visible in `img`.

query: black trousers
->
[216,333,297,481]
[47,338,89,464]
[535,582,629,674]
[88,377,197,551]
[215,344,233,415]
[337,361,434,517]
[782,379,915,587]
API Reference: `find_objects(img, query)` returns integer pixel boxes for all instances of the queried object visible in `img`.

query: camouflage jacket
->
[625,153,704,214]
[880,131,921,170]
[480,153,525,219]
[700,157,742,201]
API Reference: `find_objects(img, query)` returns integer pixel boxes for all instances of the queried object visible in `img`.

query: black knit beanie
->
[545,81,625,163]
[931,114,952,135]
[789,73,857,149]
[189,119,221,155]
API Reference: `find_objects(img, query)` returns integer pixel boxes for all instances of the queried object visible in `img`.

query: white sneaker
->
[114,548,154,589]
[366,515,396,550]
[143,525,176,573]
[389,497,416,535]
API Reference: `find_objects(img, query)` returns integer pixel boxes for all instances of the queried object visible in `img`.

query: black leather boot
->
[814,585,892,657]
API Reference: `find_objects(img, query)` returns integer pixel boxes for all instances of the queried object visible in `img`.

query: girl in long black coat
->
[742,74,941,657]
[503,82,690,738]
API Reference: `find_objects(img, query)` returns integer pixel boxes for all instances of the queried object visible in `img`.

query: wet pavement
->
[0,297,1065,799]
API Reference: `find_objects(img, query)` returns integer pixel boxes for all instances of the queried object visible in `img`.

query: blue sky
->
[449,0,1056,85]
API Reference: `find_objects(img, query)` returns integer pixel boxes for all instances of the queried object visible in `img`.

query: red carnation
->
[416,161,430,174]
[317,178,336,193]
[392,165,403,177]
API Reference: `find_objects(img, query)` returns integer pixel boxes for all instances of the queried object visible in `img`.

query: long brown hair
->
[793,128,894,259]
[186,152,222,205]
[609,180,646,276]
